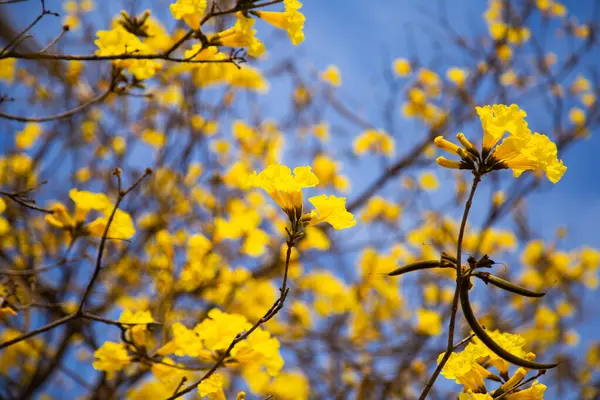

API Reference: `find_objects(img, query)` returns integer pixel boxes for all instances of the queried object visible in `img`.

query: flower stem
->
[419,173,481,399]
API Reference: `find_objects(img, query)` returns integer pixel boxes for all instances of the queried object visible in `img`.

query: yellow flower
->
[312,154,348,191]
[491,132,567,183]
[447,67,468,87]
[419,172,439,191]
[305,194,355,230]
[157,322,205,357]
[260,371,310,400]
[569,107,586,126]
[94,27,161,80]
[353,129,395,157]
[170,0,207,28]
[439,345,491,392]
[119,309,156,346]
[360,196,401,223]
[112,136,127,155]
[248,164,318,219]
[15,123,42,149]
[320,65,341,86]
[476,104,530,151]
[0,58,16,83]
[92,341,131,377]
[416,308,442,336]
[298,226,330,251]
[255,0,305,45]
[312,122,330,142]
[45,189,136,239]
[506,380,547,399]
[197,373,225,400]
[213,13,265,57]
[223,161,251,189]
[492,190,505,207]
[496,44,512,62]
[141,129,167,148]
[437,105,567,183]
[418,68,440,86]
[582,93,596,107]
[191,114,219,136]
[299,270,356,316]
[393,58,411,76]
[471,330,528,375]
[160,308,284,384]
[571,74,590,93]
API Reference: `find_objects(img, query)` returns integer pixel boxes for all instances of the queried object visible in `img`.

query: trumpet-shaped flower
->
[439,345,491,393]
[506,380,547,399]
[92,341,132,377]
[45,189,136,239]
[170,0,207,28]
[248,164,318,219]
[255,0,306,45]
[472,330,528,375]
[490,132,567,183]
[213,13,265,57]
[476,104,531,152]
[434,104,566,183]
[305,194,356,230]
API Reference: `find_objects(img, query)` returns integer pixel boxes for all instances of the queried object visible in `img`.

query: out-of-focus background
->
[1,0,600,399]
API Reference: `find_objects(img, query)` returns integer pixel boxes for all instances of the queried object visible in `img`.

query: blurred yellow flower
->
[393,58,411,76]
[15,123,42,149]
[416,308,442,336]
[141,129,167,148]
[419,172,439,191]
[354,129,395,157]
[0,58,16,83]
[213,13,265,57]
[92,341,131,377]
[320,65,341,86]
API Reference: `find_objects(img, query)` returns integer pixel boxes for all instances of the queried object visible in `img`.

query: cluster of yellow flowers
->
[248,164,356,230]
[442,330,547,399]
[46,189,135,240]
[93,308,284,396]
[435,104,567,183]
[396,66,448,127]
[95,26,163,80]
[353,129,395,157]
[92,0,305,82]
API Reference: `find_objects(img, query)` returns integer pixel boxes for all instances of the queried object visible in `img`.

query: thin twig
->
[0,85,113,123]
[166,230,298,400]
[0,190,54,213]
[0,313,76,350]
[39,25,69,53]
[0,168,151,351]
[419,173,481,399]
[77,168,152,311]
